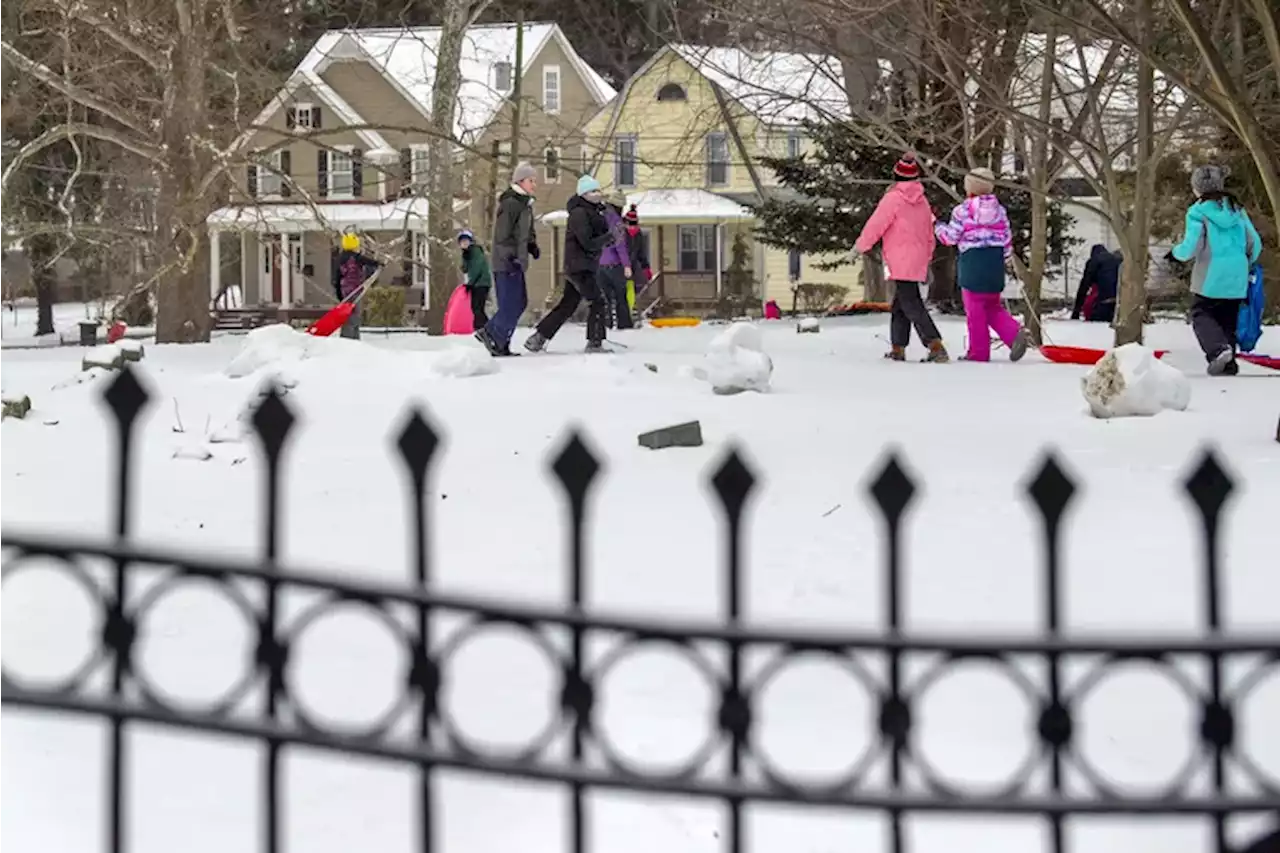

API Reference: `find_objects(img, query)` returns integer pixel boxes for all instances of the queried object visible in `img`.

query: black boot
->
[474,327,499,356]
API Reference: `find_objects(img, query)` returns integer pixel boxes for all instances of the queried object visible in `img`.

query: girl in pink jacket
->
[934,168,1029,362]
[855,155,949,362]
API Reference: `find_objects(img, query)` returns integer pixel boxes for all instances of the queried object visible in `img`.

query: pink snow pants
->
[962,290,1022,362]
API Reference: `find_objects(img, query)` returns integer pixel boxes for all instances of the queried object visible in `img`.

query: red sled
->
[1040,345,1169,365]
[1239,353,1280,371]
[306,270,381,337]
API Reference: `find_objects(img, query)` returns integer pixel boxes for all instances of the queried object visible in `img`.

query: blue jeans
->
[486,269,527,347]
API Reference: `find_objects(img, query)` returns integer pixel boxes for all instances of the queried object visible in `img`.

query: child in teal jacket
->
[1168,164,1262,375]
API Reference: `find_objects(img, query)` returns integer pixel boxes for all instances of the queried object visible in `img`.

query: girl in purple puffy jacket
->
[935,168,1029,362]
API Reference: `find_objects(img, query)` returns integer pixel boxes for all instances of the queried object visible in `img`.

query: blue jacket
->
[1170,199,1262,299]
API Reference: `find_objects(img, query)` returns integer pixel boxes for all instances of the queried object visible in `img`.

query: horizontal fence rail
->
[2,366,1278,853]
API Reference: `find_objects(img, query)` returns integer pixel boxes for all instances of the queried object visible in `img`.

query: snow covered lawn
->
[3,316,1278,853]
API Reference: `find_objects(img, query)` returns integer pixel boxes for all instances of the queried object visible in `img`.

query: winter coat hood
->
[567,193,600,214]
[890,180,927,206]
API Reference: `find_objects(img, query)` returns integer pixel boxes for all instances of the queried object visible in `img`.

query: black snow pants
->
[889,280,942,348]
[536,271,607,344]
[1189,295,1241,361]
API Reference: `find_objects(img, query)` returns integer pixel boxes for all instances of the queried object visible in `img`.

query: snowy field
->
[3,315,1278,853]
[2,300,107,348]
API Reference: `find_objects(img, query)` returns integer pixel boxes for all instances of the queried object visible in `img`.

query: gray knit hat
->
[1191,164,1227,197]
[512,161,537,184]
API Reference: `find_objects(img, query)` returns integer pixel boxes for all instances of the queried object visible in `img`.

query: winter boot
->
[1223,359,1240,376]
[923,340,950,363]
[474,327,499,356]
[1009,329,1029,362]
[523,331,548,353]
[584,340,606,354]
[884,345,906,362]
[496,344,521,357]
[1207,348,1234,376]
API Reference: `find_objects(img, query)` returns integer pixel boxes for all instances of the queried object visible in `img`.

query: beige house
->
[545,44,863,313]
[207,23,615,312]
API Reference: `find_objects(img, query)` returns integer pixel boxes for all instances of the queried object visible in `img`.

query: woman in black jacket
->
[1072,244,1121,322]
[525,175,613,353]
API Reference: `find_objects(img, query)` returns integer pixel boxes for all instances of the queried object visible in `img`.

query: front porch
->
[541,189,761,314]
[205,199,431,312]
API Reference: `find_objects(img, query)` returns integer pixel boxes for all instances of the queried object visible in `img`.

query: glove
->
[528,242,541,260]
[509,258,523,272]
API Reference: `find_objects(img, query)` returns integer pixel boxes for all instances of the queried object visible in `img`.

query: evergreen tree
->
[753,120,1077,304]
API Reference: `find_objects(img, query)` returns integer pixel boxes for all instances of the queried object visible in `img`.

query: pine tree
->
[754,120,1077,306]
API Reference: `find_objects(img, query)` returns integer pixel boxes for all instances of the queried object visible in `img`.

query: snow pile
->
[225,324,365,378]
[703,321,773,395]
[1082,343,1190,418]
[429,346,498,379]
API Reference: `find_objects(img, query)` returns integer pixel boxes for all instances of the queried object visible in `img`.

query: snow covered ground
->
[3,315,1278,853]
[2,300,106,347]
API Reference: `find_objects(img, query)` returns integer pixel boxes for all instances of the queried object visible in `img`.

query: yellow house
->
[543,44,863,313]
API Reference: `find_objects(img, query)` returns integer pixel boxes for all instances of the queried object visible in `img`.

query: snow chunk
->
[82,344,124,371]
[429,346,498,378]
[703,321,773,395]
[1082,343,1190,419]
[797,317,821,334]
[225,324,362,378]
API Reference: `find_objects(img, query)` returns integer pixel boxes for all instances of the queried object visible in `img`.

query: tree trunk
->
[423,3,473,333]
[1114,0,1155,346]
[861,254,888,302]
[28,233,58,336]
[1023,23,1057,346]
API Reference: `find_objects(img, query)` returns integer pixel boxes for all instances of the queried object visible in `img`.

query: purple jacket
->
[598,206,631,269]
[935,194,1013,258]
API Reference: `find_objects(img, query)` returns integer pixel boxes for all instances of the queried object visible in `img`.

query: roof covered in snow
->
[294,23,616,143]
[540,189,753,224]
[669,45,848,125]
[207,199,431,233]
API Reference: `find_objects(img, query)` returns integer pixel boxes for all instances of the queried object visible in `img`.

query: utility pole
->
[507,8,525,170]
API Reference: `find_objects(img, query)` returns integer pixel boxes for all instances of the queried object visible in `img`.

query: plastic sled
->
[1239,353,1280,371]
[307,302,354,337]
[443,285,474,335]
[1040,344,1168,365]
[651,316,701,328]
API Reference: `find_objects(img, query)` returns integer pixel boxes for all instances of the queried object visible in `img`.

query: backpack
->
[1237,262,1264,352]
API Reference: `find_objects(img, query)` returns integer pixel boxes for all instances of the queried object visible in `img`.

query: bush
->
[792,282,849,314]
[362,286,406,327]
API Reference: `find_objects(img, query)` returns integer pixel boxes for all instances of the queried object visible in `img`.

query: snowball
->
[703,321,773,394]
[429,346,498,378]
[797,317,821,333]
[1082,343,1190,419]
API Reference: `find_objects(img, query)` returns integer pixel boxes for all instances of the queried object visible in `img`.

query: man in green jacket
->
[458,229,492,329]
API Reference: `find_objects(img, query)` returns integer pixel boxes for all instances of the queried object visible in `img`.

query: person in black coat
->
[1072,244,1121,322]
[524,175,613,353]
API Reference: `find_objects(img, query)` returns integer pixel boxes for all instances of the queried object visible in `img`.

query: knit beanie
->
[964,167,997,196]
[512,161,537,184]
[893,155,922,180]
[1191,164,1227,197]
[576,174,602,195]
[623,204,639,224]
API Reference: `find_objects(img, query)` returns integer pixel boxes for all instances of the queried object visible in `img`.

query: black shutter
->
[311,106,322,129]
[317,150,328,198]
[352,148,363,197]
[247,164,258,198]
[285,107,296,130]
[279,150,292,198]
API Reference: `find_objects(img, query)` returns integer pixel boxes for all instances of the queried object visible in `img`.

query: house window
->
[656,82,687,101]
[706,133,729,187]
[788,249,802,281]
[543,65,561,114]
[287,103,319,132]
[678,224,718,272]
[544,146,561,183]
[786,131,802,159]
[256,150,289,197]
[413,232,427,286]
[410,145,429,186]
[615,135,637,188]
[329,147,354,197]
[494,61,513,93]
[289,235,304,273]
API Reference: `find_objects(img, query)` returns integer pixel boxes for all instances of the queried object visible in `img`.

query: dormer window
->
[657,83,687,102]
[286,104,320,132]
[494,61,513,93]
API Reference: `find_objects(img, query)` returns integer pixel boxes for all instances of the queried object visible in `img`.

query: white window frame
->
[706,133,730,187]
[328,146,355,199]
[615,135,638,188]
[786,131,803,159]
[542,65,561,115]
[544,146,561,183]
[290,103,315,132]
[677,224,721,273]
[256,150,283,198]
[288,234,304,274]
[410,144,429,187]
[413,232,428,287]
[494,61,513,94]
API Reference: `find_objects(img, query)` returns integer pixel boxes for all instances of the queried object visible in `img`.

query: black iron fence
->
[2,367,1277,853]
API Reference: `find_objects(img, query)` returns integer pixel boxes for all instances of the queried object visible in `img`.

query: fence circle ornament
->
[2,366,1278,853]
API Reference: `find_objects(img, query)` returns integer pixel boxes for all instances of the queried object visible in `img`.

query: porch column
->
[281,240,293,306]
[209,227,221,306]
[714,221,723,297]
